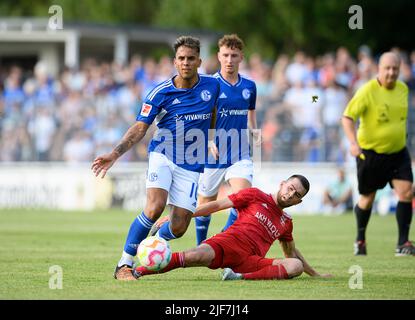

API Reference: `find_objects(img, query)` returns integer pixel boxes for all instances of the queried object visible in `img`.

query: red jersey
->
[225,187,293,257]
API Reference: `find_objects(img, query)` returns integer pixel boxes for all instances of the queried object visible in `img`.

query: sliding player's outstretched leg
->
[222,258,304,281]
[134,244,215,279]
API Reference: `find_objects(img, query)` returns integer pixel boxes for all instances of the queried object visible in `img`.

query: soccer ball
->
[137,236,172,271]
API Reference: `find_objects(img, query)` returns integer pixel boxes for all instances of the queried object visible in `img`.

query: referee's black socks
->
[396,201,413,246]
[355,204,372,242]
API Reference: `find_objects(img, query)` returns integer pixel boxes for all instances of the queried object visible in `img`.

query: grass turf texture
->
[0,209,413,300]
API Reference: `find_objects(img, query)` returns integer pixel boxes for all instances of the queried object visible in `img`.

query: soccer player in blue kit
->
[152,34,260,245]
[91,36,220,280]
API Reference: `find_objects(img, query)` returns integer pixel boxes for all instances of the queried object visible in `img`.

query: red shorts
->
[203,233,274,273]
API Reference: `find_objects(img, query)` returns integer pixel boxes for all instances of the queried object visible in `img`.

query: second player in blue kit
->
[194,34,259,245]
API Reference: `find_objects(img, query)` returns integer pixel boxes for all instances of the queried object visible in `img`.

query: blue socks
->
[156,221,177,241]
[195,216,212,245]
[195,208,238,245]
[222,208,238,231]
[123,211,155,256]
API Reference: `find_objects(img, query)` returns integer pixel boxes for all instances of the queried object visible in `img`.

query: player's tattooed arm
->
[113,121,149,158]
[92,121,150,179]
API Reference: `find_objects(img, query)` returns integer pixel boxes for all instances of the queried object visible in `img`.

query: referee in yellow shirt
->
[342,52,414,256]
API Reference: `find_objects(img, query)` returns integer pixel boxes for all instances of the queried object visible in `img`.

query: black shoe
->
[354,240,367,256]
[395,241,415,256]
[113,264,136,281]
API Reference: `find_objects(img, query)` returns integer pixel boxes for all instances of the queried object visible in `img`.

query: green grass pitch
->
[0,209,414,300]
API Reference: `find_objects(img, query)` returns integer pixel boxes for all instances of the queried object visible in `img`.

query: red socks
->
[160,252,185,273]
[242,264,289,280]
[135,252,185,276]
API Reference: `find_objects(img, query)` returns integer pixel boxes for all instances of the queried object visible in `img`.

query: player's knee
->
[170,223,188,238]
[286,258,303,278]
[144,202,165,220]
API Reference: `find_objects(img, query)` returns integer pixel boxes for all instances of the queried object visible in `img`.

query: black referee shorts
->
[356,147,413,195]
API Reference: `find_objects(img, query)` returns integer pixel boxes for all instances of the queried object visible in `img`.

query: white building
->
[0,17,218,76]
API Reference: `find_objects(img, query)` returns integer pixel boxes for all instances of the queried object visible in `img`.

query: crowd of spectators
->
[1,45,415,163]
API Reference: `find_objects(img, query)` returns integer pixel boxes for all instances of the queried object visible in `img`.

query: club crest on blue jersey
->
[242,89,251,100]
[200,90,212,101]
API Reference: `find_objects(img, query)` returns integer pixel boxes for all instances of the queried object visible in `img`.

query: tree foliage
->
[0,0,413,58]
[153,0,415,58]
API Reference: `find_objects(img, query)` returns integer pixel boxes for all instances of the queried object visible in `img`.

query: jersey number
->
[189,183,198,201]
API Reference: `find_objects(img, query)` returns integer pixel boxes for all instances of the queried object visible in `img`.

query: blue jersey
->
[205,72,257,169]
[136,74,220,172]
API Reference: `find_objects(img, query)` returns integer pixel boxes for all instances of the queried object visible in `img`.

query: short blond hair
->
[218,34,244,51]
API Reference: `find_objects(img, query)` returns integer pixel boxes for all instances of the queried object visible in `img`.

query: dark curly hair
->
[173,36,200,54]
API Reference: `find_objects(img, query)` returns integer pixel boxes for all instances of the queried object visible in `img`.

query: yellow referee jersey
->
[343,79,409,154]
